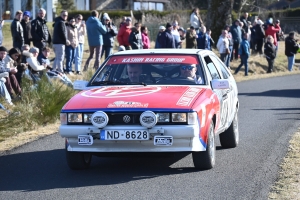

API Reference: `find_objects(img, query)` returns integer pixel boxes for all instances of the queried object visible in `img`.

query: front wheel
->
[66,148,92,170]
[219,111,239,148]
[192,121,216,170]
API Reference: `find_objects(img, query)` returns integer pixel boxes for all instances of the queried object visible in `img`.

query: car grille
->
[107,113,141,125]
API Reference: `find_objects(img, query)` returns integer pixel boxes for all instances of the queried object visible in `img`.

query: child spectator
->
[264,35,276,73]
[234,33,250,76]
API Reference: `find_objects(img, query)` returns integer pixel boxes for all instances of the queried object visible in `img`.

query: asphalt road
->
[0,74,300,200]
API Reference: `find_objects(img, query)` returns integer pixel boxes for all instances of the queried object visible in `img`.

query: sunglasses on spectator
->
[181,65,195,70]
[77,18,82,20]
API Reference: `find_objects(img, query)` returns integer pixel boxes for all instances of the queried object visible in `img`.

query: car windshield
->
[89,54,206,86]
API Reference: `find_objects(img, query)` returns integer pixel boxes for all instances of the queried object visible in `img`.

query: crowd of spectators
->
[0,8,299,110]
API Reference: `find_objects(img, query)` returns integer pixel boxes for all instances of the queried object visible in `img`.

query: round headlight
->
[91,111,109,128]
[140,111,157,128]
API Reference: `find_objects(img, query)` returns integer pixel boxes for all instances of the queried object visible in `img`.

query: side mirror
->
[73,80,89,90]
[211,79,229,89]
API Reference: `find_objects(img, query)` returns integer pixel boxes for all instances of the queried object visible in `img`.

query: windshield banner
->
[107,55,199,64]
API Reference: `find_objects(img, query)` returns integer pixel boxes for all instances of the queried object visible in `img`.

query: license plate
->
[154,136,173,146]
[78,135,93,145]
[100,130,149,140]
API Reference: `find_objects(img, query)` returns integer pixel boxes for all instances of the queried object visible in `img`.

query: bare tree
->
[206,0,233,42]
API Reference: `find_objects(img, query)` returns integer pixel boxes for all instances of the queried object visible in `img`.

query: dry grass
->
[269,129,300,200]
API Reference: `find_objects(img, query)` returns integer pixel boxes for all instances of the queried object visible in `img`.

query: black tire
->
[219,111,239,148]
[192,121,216,170]
[66,148,92,170]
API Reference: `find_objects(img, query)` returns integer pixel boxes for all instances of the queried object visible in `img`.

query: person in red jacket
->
[265,20,280,57]
[117,17,132,50]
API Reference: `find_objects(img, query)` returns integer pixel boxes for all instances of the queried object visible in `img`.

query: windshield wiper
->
[127,82,147,86]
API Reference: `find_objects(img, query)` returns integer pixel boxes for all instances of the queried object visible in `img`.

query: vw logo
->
[123,115,131,123]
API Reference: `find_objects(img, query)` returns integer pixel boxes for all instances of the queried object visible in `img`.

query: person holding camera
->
[101,13,117,59]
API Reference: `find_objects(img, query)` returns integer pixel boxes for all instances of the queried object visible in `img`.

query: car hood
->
[62,86,206,111]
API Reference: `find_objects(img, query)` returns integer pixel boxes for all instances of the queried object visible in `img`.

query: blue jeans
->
[287,55,295,71]
[235,55,249,76]
[225,46,233,68]
[74,43,84,72]
[0,80,12,105]
[101,45,113,60]
[65,45,75,73]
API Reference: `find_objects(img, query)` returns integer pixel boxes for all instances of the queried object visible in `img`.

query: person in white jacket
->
[74,14,86,75]
[190,8,203,34]
[22,47,45,82]
[217,30,230,63]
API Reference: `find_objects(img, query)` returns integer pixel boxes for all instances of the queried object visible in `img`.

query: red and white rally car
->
[59,49,239,170]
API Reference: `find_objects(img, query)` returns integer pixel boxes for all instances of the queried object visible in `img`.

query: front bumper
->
[60,125,206,152]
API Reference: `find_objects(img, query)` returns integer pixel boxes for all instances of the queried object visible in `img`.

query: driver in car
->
[179,64,202,84]
[127,63,142,82]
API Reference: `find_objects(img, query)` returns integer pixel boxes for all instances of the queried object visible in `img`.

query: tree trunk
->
[206,0,233,43]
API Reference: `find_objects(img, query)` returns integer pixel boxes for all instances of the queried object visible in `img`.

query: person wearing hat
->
[11,10,24,51]
[154,26,165,48]
[101,13,118,59]
[186,26,197,49]
[265,18,281,57]
[83,10,107,71]
[31,8,52,54]
[21,11,32,46]
[117,17,132,50]
[157,22,175,48]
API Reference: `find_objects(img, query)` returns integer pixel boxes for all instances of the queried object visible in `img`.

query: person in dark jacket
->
[197,26,210,50]
[255,19,265,55]
[129,22,143,50]
[240,12,249,33]
[101,14,117,59]
[230,20,242,61]
[21,11,32,46]
[11,10,24,50]
[264,35,276,73]
[155,26,165,48]
[52,10,68,73]
[31,8,52,54]
[285,31,299,71]
[158,23,175,48]
[250,21,256,53]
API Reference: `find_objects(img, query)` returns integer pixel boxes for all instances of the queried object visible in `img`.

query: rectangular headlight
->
[172,113,187,122]
[84,113,93,123]
[68,113,83,123]
[156,113,170,122]
[60,113,67,125]
[188,112,198,125]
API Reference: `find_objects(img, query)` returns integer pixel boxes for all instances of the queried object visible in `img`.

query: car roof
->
[113,49,212,56]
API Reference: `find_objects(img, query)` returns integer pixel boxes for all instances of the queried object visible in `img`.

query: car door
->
[203,55,229,131]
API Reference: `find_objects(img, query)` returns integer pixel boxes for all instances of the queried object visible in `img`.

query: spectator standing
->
[31,8,52,54]
[230,20,242,61]
[83,10,107,71]
[178,27,186,43]
[3,48,22,97]
[129,22,143,50]
[154,26,165,48]
[224,25,233,68]
[254,19,265,55]
[234,33,250,76]
[21,11,32,46]
[0,20,4,45]
[265,20,281,57]
[141,26,150,49]
[117,17,132,50]
[240,12,249,33]
[197,26,209,50]
[217,30,230,63]
[250,20,257,53]
[285,31,299,71]
[171,21,182,49]
[158,23,175,48]
[65,17,78,75]
[101,14,117,59]
[52,10,68,73]
[186,26,197,49]
[264,35,276,73]
[119,16,127,28]
[190,8,203,33]
[11,10,24,50]
[74,14,86,75]
[206,29,214,50]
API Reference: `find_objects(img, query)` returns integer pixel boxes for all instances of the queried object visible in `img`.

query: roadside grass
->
[268,129,300,200]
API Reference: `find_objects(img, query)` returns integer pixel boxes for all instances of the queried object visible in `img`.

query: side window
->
[204,56,221,80]
[210,55,231,79]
